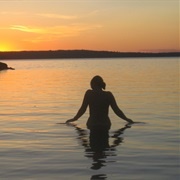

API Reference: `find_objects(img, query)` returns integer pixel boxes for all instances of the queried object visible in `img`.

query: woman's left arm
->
[66,90,90,123]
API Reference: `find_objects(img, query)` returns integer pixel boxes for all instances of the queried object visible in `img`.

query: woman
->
[66,75,133,130]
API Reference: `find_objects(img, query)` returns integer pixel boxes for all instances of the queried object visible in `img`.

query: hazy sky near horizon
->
[0,0,179,52]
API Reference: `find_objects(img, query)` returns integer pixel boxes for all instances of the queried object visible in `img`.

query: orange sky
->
[0,0,179,52]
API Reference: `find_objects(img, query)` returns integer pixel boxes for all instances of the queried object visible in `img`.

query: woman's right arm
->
[109,92,133,123]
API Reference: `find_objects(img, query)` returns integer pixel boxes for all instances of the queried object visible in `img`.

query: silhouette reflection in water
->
[68,122,131,179]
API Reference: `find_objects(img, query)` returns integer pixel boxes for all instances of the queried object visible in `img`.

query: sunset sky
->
[0,0,179,52]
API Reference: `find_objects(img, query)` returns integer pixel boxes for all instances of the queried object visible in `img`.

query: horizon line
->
[0,49,179,53]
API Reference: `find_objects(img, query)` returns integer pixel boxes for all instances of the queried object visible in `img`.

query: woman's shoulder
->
[85,89,113,96]
[86,89,93,93]
[104,91,114,100]
[85,89,93,95]
[104,91,113,95]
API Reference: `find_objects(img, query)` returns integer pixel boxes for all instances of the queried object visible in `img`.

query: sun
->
[0,43,14,52]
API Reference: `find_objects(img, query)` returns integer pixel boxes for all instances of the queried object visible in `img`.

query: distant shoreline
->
[0,50,179,60]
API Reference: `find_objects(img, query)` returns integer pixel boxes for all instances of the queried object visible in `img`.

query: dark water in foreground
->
[0,58,179,180]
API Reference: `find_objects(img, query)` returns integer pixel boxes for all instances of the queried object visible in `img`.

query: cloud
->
[9,23,102,34]
[10,25,44,33]
[7,24,102,43]
[37,13,78,20]
[37,10,100,20]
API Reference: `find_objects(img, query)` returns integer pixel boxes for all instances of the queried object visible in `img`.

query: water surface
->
[0,58,179,180]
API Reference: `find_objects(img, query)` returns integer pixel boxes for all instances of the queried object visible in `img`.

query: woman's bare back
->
[85,89,112,129]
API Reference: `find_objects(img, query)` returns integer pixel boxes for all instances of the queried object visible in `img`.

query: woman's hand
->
[126,118,134,124]
[66,118,76,124]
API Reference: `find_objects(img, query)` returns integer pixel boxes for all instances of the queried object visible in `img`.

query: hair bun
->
[90,75,106,90]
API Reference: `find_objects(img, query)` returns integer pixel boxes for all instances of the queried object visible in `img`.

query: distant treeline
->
[0,50,179,60]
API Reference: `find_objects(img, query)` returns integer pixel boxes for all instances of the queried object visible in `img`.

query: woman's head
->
[90,75,106,90]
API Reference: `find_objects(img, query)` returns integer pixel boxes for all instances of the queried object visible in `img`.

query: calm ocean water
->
[0,58,179,180]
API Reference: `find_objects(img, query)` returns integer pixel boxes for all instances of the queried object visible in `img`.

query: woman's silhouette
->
[66,75,133,128]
